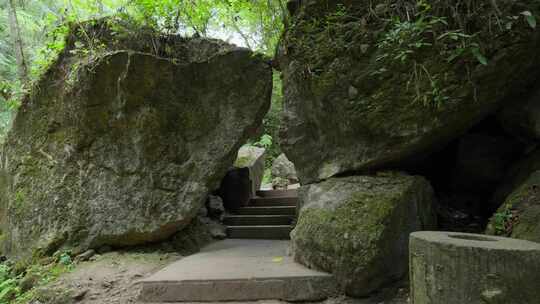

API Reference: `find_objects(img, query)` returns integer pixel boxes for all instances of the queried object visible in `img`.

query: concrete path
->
[137,239,337,302]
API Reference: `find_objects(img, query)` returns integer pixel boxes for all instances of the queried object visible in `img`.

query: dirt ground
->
[45,250,409,304]
[45,250,181,304]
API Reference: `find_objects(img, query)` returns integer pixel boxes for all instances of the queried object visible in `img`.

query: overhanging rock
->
[0,20,272,258]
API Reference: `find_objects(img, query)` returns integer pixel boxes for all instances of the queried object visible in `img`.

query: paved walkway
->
[137,239,337,302]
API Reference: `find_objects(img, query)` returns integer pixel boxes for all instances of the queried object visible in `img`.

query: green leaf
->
[254,134,273,149]
[0,279,18,300]
[472,48,488,65]
[59,253,72,265]
[521,11,537,29]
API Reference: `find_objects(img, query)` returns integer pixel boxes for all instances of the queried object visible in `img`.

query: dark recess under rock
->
[402,116,526,232]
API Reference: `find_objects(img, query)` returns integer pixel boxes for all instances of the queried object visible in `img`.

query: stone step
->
[256,189,298,197]
[226,225,293,240]
[137,239,337,302]
[236,206,296,216]
[223,215,294,226]
[250,196,298,207]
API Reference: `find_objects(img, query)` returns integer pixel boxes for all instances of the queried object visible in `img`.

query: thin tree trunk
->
[7,0,29,84]
[97,0,104,15]
[231,20,253,49]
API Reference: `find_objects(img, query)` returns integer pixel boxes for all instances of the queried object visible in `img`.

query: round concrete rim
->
[410,231,540,251]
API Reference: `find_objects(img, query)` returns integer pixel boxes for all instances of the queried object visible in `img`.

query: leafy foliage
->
[492,207,516,236]
[0,252,73,304]
[521,10,537,29]
[254,134,273,149]
[260,72,284,163]
[0,264,18,304]
[287,0,538,111]
[373,1,491,107]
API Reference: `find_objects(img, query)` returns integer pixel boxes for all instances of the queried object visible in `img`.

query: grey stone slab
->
[137,239,337,302]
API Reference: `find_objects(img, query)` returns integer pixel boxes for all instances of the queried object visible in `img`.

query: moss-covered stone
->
[278,0,540,183]
[0,19,272,259]
[487,171,540,242]
[291,172,437,296]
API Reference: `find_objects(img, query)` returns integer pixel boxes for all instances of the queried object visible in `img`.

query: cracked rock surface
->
[0,19,272,259]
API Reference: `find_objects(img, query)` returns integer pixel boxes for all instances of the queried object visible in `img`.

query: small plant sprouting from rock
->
[374,1,488,108]
[253,134,273,150]
[287,0,538,110]
[492,207,515,236]
[288,4,353,76]
[11,189,26,215]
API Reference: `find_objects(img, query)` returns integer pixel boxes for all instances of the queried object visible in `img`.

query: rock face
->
[271,153,298,189]
[169,217,214,255]
[219,167,252,212]
[410,231,540,304]
[452,133,519,193]
[277,0,540,298]
[486,170,540,242]
[278,0,540,183]
[491,149,540,205]
[291,172,437,296]
[0,20,272,258]
[486,148,540,242]
[206,195,225,220]
[234,145,266,196]
[498,87,540,141]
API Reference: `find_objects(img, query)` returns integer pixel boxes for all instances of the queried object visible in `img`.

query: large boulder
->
[0,20,272,258]
[278,0,540,183]
[271,153,298,189]
[291,172,437,296]
[218,167,251,212]
[234,145,266,196]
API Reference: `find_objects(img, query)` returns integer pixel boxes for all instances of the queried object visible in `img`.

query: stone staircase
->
[137,189,339,303]
[224,189,297,240]
[138,239,337,302]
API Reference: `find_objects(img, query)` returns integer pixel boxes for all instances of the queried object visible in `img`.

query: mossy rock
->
[0,19,272,259]
[487,171,540,242]
[278,0,540,183]
[490,148,540,209]
[291,172,437,296]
